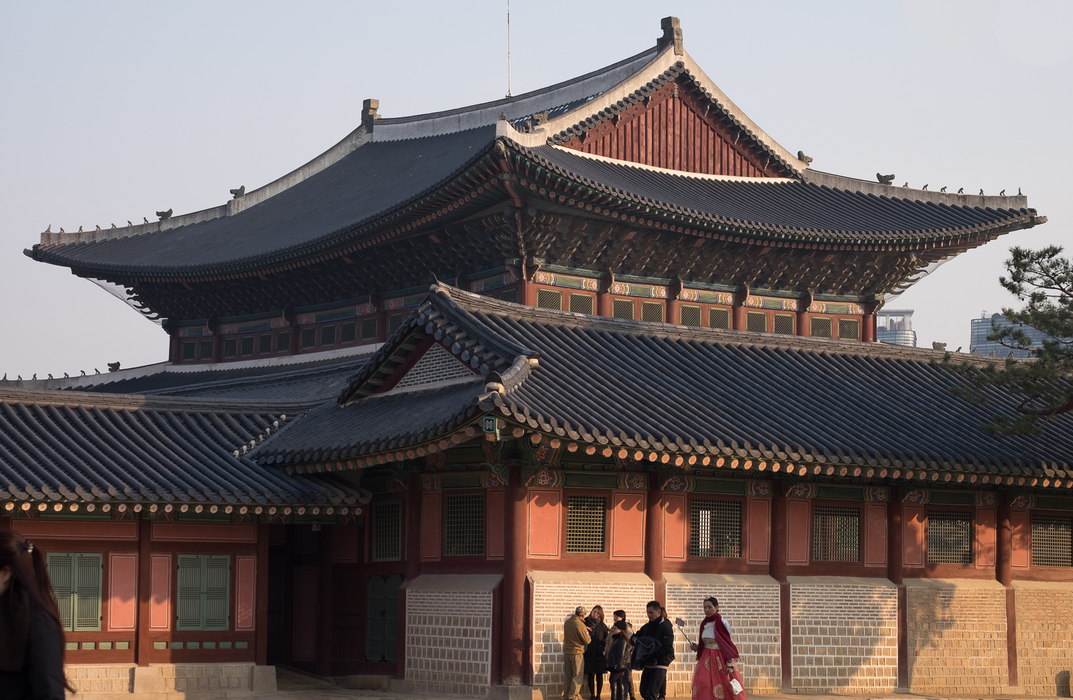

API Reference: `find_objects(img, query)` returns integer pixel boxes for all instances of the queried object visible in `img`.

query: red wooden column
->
[770,486,791,691]
[316,526,334,676]
[886,498,908,689]
[644,477,664,601]
[501,464,527,686]
[136,517,152,666]
[997,492,1017,687]
[397,477,422,680]
[256,522,270,666]
[732,290,748,332]
[796,294,812,338]
[0,515,10,531]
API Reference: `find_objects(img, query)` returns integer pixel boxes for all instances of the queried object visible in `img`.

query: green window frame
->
[47,553,102,632]
[177,555,230,631]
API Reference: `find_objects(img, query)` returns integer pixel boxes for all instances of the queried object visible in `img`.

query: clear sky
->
[1,1,1070,378]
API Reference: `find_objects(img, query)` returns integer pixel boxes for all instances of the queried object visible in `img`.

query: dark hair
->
[646,600,668,620]
[705,597,719,608]
[0,532,71,688]
[590,605,604,621]
[613,609,626,619]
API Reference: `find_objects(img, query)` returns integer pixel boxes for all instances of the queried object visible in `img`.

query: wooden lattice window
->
[240,336,255,357]
[360,318,378,341]
[340,321,356,344]
[811,317,833,339]
[642,302,664,323]
[372,501,403,561]
[813,505,860,562]
[387,313,404,334]
[1032,514,1072,567]
[773,314,795,335]
[300,328,316,349]
[747,312,767,333]
[199,340,214,359]
[47,553,102,632]
[612,299,634,320]
[569,293,594,315]
[709,308,731,329]
[320,325,336,347]
[926,510,973,564]
[838,319,860,340]
[566,495,606,553]
[537,289,562,310]
[181,342,196,361]
[258,334,272,355]
[689,499,742,558]
[275,331,290,352]
[680,305,702,327]
[177,555,230,631]
[223,338,237,358]
[499,288,519,303]
[444,493,485,556]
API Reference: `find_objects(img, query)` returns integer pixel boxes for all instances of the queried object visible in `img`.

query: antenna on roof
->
[505,0,513,98]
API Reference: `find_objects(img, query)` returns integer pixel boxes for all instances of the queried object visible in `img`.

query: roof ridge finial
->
[362,99,380,131]
[658,17,684,56]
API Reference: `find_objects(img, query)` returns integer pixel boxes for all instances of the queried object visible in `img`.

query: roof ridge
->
[804,169,1033,210]
[0,387,314,413]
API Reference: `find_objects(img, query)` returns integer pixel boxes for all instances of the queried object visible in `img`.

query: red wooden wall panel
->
[235,555,257,631]
[149,554,171,630]
[291,566,319,660]
[151,522,255,542]
[487,489,505,559]
[528,490,561,558]
[787,500,810,565]
[662,494,688,560]
[975,508,997,568]
[747,497,771,565]
[903,506,925,567]
[420,492,442,561]
[864,504,887,567]
[108,553,138,630]
[1011,510,1031,568]
[610,492,646,559]
[331,524,360,563]
[14,520,137,540]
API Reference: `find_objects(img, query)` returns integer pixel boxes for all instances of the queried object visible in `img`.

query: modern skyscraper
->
[878,309,917,347]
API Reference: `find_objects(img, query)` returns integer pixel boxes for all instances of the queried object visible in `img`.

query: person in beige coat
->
[562,605,592,700]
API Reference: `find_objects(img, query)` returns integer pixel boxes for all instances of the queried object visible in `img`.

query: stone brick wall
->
[66,664,134,694]
[405,588,494,697]
[905,578,1007,694]
[1014,580,1073,697]
[530,571,654,699]
[665,574,781,697]
[789,577,898,692]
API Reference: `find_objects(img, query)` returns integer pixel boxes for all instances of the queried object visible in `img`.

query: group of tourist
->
[562,598,744,700]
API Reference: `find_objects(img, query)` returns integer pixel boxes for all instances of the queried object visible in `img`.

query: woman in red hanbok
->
[689,597,745,700]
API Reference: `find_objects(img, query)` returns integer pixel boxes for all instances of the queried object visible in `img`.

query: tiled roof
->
[515,143,1039,242]
[256,285,1073,478]
[0,389,359,506]
[30,126,497,275]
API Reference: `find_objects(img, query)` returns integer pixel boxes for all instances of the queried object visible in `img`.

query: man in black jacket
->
[630,600,674,700]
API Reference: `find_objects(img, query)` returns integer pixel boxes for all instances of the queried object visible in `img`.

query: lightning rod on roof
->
[505,0,513,98]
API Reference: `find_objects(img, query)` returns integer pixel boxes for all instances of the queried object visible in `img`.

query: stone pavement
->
[240,669,1067,700]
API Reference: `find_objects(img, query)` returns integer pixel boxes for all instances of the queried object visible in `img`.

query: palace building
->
[5,17,1072,699]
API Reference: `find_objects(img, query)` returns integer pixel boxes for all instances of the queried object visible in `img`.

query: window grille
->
[240,336,254,356]
[537,289,562,310]
[395,343,473,388]
[927,510,973,564]
[811,317,833,339]
[680,306,702,327]
[387,313,403,334]
[223,338,237,358]
[320,324,336,347]
[773,314,795,335]
[747,312,767,333]
[300,328,316,349]
[499,288,519,303]
[689,499,742,558]
[813,505,860,562]
[709,308,731,329]
[570,293,594,315]
[199,340,214,359]
[642,302,664,323]
[838,319,860,340]
[444,493,485,556]
[613,299,635,320]
[340,321,356,344]
[47,553,102,632]
[567,496,607,553]
[276,331,290,352]
[176,555,230,631]
[181,342,196,361]
[372,501,402,561]
[258,334,272,354]
[360,318,378,341]
[1032,514,1072,567]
